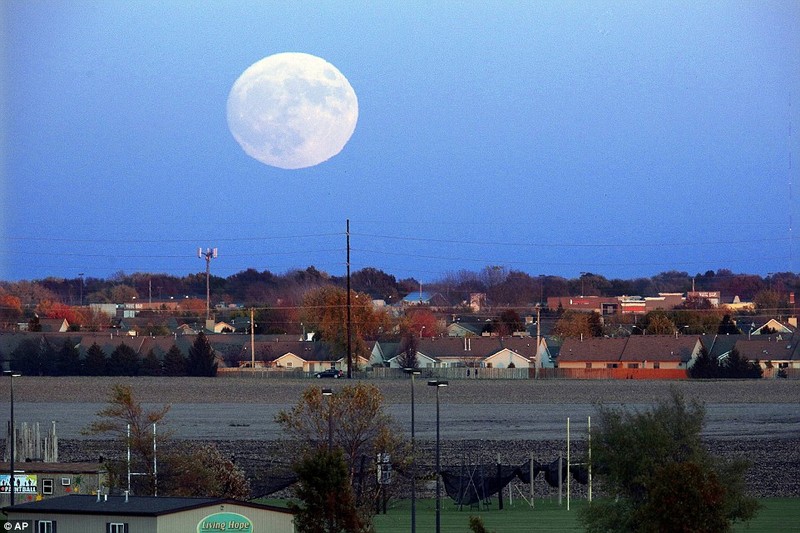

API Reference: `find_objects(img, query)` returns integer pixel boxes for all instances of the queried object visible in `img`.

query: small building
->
[0,462,107,505]
[4,494,295,533]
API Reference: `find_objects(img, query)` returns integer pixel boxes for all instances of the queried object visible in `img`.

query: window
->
[628,363,639,369]
[107,523,128,533]
[585,363,592,369]
[286,361,292,368]
[36,521,55,533]
[653,362,660,369]
[42,478,54,495]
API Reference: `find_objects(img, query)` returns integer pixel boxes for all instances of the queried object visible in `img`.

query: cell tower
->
[198,247,218,321]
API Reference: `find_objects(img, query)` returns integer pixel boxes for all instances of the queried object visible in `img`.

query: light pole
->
[405,368,421,533]
[428,379,448,533]
[322,388,333,451]
[5,371,20,506]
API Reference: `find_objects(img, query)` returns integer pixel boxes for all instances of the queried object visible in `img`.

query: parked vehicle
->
[315,368,342,379]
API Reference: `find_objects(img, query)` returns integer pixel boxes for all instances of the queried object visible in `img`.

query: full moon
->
[226,52,358,169]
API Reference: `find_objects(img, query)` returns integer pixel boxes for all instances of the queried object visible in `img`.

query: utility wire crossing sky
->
[2,2,799,282]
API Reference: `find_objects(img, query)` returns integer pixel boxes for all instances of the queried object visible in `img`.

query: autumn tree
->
[752,289,785,313]
[187,331,218,377]
[301,286,391,364]
[498,309,524,336]
[400,307,439,338]
[84,384,170,495]
[276,383,406,512]
[642,311,675,335]
[85,385,249,498]
[553,310,602,338]
[160,442,250,499]
[580,391,759,532]
[0,293,23,329]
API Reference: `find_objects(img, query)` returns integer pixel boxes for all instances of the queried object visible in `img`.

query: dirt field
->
[3,376,798,441]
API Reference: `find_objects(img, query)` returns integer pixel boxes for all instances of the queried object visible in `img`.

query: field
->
[3,376,798,498]
[4,376,798,441]
[257,497,799,532]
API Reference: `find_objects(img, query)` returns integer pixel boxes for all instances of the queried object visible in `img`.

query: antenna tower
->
[198,247,218,321]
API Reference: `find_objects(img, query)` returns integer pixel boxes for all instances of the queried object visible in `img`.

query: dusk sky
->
[2,1,799,283]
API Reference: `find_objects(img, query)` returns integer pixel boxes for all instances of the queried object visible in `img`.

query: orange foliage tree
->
[301,286,390,364]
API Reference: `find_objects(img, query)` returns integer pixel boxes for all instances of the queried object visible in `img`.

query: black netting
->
[439,457,589,504]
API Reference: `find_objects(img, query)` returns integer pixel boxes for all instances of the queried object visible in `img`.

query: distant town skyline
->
[3,2,799,282]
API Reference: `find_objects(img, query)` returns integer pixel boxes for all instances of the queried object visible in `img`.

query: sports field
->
[257,497,797,532]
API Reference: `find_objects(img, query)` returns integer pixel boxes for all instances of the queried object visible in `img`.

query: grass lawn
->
[261,497,799,532]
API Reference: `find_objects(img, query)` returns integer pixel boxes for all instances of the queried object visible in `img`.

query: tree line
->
[4,331,218,377]
[2,266,798,311]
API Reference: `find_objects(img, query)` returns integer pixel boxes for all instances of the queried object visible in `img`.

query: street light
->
[4,371,20,506]
[404,368,421,533]
[427,379,448,533]
[322,388,333,451]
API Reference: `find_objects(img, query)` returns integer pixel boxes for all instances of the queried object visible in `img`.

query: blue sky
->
[2,1,799,283]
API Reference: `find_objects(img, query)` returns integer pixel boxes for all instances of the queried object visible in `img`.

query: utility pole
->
[198,247,218,322]
[250,307,255,369]
[346,220,352,378]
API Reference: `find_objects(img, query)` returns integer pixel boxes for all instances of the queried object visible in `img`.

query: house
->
[750,318,794,336]
[39,319,70,333]
[557,335,701,371]
[619,335,701,370]
[0,462,107,505]
[558,338,628,370]
[401,291,450,308]
[732,333,800,376]
[446,321,483,337]
[385,336,554,369]
[3,494,295,533]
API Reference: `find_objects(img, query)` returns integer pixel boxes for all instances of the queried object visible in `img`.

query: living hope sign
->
[197,512,252,532]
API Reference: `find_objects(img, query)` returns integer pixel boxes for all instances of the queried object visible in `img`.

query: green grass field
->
[371,498,800,532]
[260,497,799,532]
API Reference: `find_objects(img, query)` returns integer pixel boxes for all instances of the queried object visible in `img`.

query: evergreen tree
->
[11,338,54,376]
[140,349,163,376]
[163,344,187,376]
[290,449,369,533]
[717,314,741,335]
[187,332,218,377]
[723,348,763,379]
[55,338,81,376]
[689,346,719,379]
[108,343,140,376]
[83,342,108,376]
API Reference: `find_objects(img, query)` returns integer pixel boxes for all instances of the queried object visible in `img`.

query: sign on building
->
[0,475,38,494]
